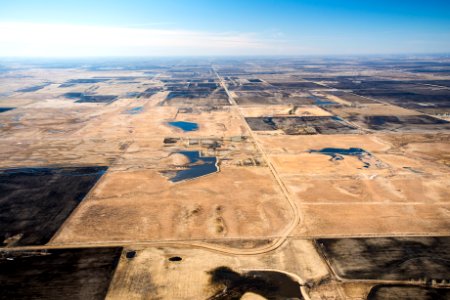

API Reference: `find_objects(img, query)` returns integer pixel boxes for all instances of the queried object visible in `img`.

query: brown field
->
[51,167,294,244]
[294,203,450,237]
[239,105,332,117]
[281,175,450,204]
[106,240,329,299]
[257,134,391,154]
[1,58,449,299]
[328,103,419,118]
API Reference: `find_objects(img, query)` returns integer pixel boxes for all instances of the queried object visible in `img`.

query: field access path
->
[211,66,302,255]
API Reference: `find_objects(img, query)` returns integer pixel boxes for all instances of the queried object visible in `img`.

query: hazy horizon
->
[1,0,450,57]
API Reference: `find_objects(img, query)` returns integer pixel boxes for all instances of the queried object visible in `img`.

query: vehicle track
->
[210,66,302,254]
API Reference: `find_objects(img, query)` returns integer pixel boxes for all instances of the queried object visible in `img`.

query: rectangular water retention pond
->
[0,166,107,246]
[0,247,122,300]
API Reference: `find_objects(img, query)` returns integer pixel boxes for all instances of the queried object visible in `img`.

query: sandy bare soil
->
[106,239,328,299]
[51,167,294,244]
[1,58,449,299]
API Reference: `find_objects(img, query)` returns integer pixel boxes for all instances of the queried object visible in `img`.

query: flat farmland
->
[1,57,449,299]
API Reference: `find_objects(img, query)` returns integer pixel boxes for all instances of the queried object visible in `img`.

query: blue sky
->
[0,0,449,56]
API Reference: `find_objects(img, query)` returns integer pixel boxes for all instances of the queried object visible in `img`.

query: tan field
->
[239,105,332,117]
[51,167,294,245]
[1,59,449,299]
[106,240,329,299]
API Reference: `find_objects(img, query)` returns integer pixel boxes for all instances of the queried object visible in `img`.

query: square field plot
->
[282,176,450,203]
[295,203,450,237]
[63,92,119,104]
[51,167,293,244]
[317,237,450,280]
[234,92,317,106]
[0,247,122,300]
[163,88,230,106]
[245,116,359,135]
[367,285,450,300]
[0,166,107,246]
[348,115,450,132]
[267,81,326,89]
[239,105,332,118]
[271,153,389,177]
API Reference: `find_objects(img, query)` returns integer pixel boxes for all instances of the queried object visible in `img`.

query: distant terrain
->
[0,56,449,299]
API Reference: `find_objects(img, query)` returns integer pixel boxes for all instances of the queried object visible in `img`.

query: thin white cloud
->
[0,22,288,57]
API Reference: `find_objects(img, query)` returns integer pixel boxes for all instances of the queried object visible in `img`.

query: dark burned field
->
[0,166,107,246]
[245,116,358,134]
[235,93,317,105]
[0,247,122,300]
[0,57,449,299]
[327,91,377,104]
[16,83,51,93]
[164,89,230,106]
[162,79,230,106]
[348,114,450,131]
[317,237,450,280]
[63,92,118,103]
[367,285,450,300]
[322,78,450,112]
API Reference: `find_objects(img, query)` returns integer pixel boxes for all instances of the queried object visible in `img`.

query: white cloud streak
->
[0,22,291,57]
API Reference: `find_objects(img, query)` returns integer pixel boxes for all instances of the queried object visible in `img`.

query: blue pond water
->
[310,96,336,106]
[168,121,199,132]
[124,106,144,115]
[0,107,15,113]
[170,151,218,183]
[310,147,371,168]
